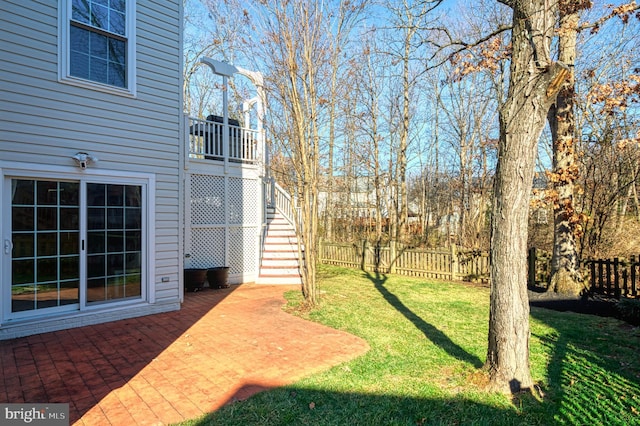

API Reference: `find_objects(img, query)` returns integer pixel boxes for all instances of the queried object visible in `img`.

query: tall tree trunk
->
[324,10,347,243]
[459,137,468,245]
[632,181,640,222]
[431,81,441,244]
[373,101,382,243]
[476,145,489,248]
[388,154,398,242]
[326,118,335,241]
[488,0,569,393]
[398,23,412,242]
[547,1,588,296]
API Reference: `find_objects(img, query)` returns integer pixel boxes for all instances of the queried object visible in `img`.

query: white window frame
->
[0,163,155,323]
[58,0,137,97]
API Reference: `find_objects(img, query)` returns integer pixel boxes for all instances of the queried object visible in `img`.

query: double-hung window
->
[59,0,136,95]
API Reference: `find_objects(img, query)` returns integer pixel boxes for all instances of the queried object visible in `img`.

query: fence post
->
[605,260,612,295]
[528,247,536,288]
[390,240,397,274]
[622,259,629,298]
[614,258,621,298]
[598,261,604,294]
[361,239,367,271]
[632,255,638,297]
[450,244,459,281]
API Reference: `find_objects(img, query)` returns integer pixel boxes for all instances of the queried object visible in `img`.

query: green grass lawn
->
[181,265,640,425]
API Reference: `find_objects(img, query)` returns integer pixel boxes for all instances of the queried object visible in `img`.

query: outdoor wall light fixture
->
[72,152,98,169]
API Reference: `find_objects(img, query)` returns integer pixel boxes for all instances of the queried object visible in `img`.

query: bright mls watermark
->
[1,404,68,425]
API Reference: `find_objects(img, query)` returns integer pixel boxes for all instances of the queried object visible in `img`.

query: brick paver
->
[0,284,369,425]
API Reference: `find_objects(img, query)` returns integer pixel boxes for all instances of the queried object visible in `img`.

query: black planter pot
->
[207,267,230,289]
[184,268,207,292]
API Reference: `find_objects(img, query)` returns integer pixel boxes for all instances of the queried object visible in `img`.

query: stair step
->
[262,250,300,256]
[260,267,301,275]
[267,215,292,221]
[267,225,293,230]
[262,250,300,258]
[266,221,293,228]
[266,230,295,236]
[263,241,301,247]
[266,227,296,234]
[265,237,298,244]
[259,207,302,286]
[263,240,298,246]
[265,234,296,240]
[256,275,302,285]
[261,258,300,267]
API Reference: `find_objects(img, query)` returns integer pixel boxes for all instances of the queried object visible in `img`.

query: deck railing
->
[188,116,259,163]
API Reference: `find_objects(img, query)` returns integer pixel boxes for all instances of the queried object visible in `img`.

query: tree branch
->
[424,24,512,72]
[579,2,640,33]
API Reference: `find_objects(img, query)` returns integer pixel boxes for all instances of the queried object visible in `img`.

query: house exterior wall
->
[0,0,184,339]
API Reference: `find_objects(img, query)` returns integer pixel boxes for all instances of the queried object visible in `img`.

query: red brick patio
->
[0,284,369,425]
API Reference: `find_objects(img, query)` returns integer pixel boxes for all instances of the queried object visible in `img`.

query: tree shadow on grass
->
[364,270,484,369]
[195,383,535,425]
[530,307,640,425]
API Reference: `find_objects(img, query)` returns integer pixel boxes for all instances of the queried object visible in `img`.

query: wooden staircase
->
[257,207,303,285]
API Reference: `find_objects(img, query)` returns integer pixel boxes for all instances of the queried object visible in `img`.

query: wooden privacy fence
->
[319,240,490,283]
[585,256,640,299]
[320,242,640,299]
[528,248,640,299]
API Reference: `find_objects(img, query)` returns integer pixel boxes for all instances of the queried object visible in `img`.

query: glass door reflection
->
[11,179,80,313]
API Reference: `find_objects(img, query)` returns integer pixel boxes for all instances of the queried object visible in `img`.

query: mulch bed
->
[528,288,621,320]
[461,280,634,324]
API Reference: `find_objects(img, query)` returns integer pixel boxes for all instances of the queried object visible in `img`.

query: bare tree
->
[379,0,444,242]
[260,1,326,305]
[241,0,365,305]
[436,65,496,248]
[578,133,640,258]
[576,61,640,258]
[362,41,386,244]
[323,2,366,241]
[185,0,250,117]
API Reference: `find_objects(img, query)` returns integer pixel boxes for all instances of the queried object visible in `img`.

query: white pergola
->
[198,58,267,170]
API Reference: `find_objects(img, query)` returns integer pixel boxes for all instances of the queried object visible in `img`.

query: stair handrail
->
[271,179,296,225]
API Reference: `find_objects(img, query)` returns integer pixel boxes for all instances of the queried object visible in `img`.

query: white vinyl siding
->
[0,0,183,339]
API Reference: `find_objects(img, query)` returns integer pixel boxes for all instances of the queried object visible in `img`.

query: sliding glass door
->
[8,178,144,318]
